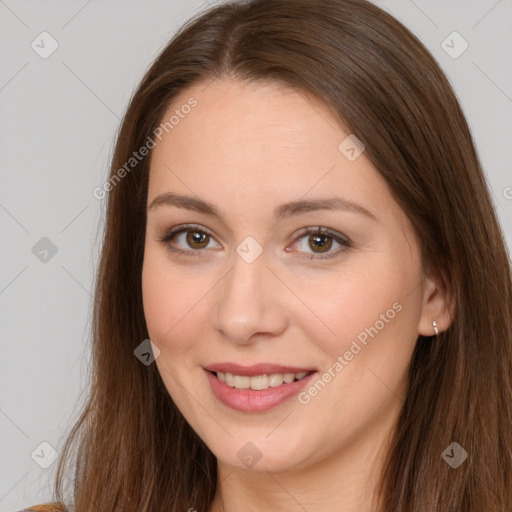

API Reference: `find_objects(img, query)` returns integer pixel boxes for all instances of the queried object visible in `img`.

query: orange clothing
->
[18,503,67,512]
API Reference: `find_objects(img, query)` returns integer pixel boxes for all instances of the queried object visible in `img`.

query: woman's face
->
[142,78,429,473]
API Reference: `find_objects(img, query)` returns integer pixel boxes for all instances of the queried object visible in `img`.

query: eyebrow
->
[147,192,379,223]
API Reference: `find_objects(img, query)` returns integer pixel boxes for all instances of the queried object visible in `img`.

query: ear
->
[417,270,455,336]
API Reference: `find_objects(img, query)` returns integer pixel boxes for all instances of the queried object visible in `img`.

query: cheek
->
[294,264,406,358]
[141,250,202,351]
[290,270,418,442]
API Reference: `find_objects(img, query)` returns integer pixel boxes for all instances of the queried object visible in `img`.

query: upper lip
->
[203,362,316,376]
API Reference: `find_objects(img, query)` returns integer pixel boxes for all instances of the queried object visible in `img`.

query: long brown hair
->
[51,0,512,510]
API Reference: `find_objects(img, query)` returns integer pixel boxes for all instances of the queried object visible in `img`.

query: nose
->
[212,247,288,345]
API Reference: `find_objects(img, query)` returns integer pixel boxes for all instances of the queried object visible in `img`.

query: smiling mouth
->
[209,370,314,391]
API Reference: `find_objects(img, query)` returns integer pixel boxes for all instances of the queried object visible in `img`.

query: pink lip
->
[204,368,317,413]
[203,362,316,376]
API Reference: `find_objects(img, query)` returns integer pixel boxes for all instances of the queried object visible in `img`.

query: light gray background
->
[1,0,511,510]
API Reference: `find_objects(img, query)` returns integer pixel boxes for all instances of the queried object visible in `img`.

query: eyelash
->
[156,223,352,260]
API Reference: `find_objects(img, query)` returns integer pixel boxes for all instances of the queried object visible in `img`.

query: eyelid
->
[156,223,220,257]
[156,223,351,259]
[289,226,351,260]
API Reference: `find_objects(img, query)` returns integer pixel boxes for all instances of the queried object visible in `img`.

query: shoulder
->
[16,503,67,512]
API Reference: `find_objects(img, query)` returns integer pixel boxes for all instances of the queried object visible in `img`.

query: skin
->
[142,78,453,512]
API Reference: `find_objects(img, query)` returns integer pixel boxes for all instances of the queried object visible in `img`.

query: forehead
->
[147,78,396,221]
[156,78,341,160]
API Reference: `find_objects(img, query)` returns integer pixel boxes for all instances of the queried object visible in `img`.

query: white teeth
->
[249,374,269,390]
[269,373,283,387]
[216,371,310,390]
[233,375,250,389]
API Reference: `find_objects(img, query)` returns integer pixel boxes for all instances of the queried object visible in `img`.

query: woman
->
[22,0,512,510]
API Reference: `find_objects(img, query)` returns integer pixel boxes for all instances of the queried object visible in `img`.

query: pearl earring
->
[432,320,439,336]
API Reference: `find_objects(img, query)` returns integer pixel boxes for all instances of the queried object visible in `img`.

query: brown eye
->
[186,230,209,249]
[157,224,220,256]
[158,224,350,260]
[292,227,351,260]
[308,233,333,253]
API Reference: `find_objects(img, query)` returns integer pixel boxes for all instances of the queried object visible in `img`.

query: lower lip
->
[205,370,317,412]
